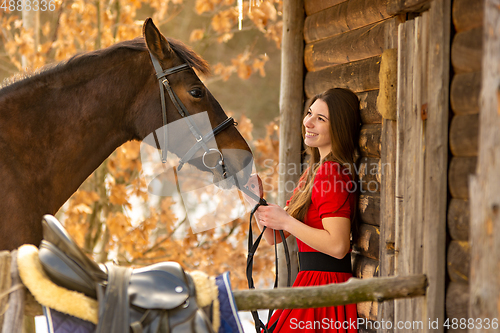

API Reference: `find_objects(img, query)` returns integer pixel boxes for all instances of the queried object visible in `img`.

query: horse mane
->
[0,36,210,92]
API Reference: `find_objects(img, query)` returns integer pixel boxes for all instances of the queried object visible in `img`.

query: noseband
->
[148,52,235,174]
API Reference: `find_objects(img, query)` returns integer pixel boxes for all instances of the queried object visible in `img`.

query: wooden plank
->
[304,0,347,16]
[387,0,431,15]
[304,56,381,98]
[359,124,382,158]
[359,193,381,226]
[450,71,481,115]
[422,1,450,330]
[395,19,415,332]
[451,27,483,74]
[277,0,304,287]
[358,90,382,124]
[447,198,470,241]
[1,250,25,333]
[469,0,500,326]
[447,240,470,284]
[0,252,11,329]
[449,114,479,157]
[304,0,391,43]
[378,11,399,333]
[394,20,408,330]
[452,0,484,33]
[448,156,477,199]
[305,19,390,71]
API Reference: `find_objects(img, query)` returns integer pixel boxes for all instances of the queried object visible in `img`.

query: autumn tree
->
[0,0,282,288]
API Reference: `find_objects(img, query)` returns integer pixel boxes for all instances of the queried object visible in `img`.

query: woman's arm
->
[257,204,351,258]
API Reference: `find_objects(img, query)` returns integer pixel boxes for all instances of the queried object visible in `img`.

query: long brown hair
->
[287,88,361,231]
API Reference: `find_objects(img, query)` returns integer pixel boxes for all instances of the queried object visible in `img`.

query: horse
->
[0,18,253,251]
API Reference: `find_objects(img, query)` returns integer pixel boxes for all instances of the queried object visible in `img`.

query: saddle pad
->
[215,272,244,333]
[43,306,96,333]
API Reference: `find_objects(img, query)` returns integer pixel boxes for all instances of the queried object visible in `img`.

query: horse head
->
[137,18,253,190]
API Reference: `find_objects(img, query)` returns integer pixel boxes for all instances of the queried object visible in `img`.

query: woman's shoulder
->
[315,161,352,181]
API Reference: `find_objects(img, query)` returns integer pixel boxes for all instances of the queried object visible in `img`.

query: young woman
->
[251,88,361,333]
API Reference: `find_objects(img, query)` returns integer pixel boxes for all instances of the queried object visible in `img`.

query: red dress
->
[266,161,358,333]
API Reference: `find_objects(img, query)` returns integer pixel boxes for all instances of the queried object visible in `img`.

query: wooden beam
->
[447,240,470,284]
[449,156,477,199]
[469,0,500,326]
[354,224,380,260]
[359,193,381,226]
[447,198,470,241]
[304,0,346,16]
[446,282,470,324]
[358,90,382,124]
[304,0,391,43]
[451,27,483,74]
[233,274,427,311]
[305,56,381,98]
[305,19,389,71]
[277,0,304,287]
[387,0,431,15]
[450,71,481,115]
[359,124,382,158]
[452,0,484,33]
[449,114,479,157]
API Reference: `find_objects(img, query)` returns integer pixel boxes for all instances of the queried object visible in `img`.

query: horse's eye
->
[189,88,204,99]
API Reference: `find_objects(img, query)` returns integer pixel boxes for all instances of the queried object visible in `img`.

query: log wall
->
[303,1,398,331]
[447,0,484,331]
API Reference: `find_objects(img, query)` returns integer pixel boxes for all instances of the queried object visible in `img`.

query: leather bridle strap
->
[148,52,235,172]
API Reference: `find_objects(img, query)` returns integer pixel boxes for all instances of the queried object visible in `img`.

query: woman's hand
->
[256,204,292,231]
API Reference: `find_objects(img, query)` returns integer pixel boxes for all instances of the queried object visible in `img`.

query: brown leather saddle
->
[38,214,214,333]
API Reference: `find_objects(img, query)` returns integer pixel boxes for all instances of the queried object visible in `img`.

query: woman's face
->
[303,99,331,159]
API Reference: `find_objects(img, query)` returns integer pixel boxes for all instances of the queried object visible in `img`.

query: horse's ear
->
[143,18,173,60]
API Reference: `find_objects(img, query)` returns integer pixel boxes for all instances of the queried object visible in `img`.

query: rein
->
[148,52,235,175]
[240,186,291,333]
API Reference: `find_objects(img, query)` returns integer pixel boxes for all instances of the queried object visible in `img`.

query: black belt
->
[298,252,352,273]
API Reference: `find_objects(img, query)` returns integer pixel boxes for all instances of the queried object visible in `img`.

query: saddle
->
[38,214,214,333]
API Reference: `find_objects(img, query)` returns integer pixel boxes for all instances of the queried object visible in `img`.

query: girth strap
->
[96,264,133,333]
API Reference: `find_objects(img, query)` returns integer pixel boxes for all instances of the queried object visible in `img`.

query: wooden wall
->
[447,0,484,331]
[303,1,398,331]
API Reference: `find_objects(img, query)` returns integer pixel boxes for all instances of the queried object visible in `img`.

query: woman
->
[251,88,360,333]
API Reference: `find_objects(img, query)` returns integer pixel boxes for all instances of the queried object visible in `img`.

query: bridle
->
[148,52,235,174]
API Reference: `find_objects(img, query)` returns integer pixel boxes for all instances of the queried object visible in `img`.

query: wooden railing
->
[1,249,427,332]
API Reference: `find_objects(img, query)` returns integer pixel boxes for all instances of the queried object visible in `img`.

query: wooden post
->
[277,0,304,287]
[0,252,11,329]
[469,0,500,328]
[1,250,26,333]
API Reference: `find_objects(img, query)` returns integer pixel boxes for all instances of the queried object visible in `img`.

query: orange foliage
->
[0,0,282,290]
